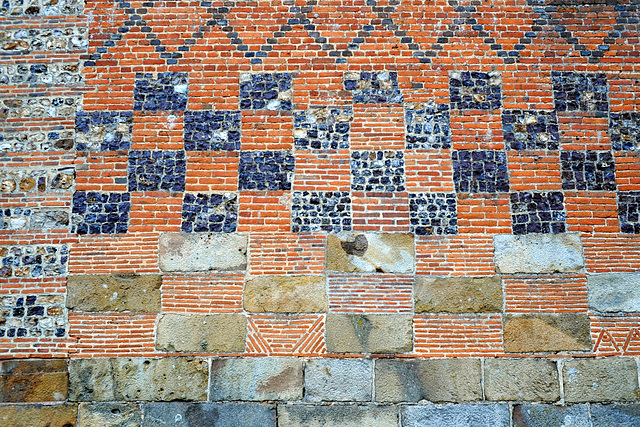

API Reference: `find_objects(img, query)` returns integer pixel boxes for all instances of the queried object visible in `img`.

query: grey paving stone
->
[402,404,510,427]
[304,358,373,402]
[587,272,640,312]
[563,358,639,403]
[326,314,413,354]
[591,404,640,427]
[278,404,398,427]
[484,358,560,402]
[493,233,584,274]
[141,402,276,427]
[512,404,590,427]
[158,232,247,272]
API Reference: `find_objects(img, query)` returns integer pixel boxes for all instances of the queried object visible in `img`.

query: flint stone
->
[402,404,510,427]
[0,404,78,427]
[563,358,639,403]
[158,233,247,272]
[591,404,640,427]
[141,402,276,427]
[414,276,502,313]
[493,233,584,274]
[69,357,208,401]
[484,359,559,402]
[66,274,161,312]
[326,314,413,354]
[503,314,592,353]
[210,357,303,401]
[156,313,246,353]
[304,359,373,402]
[587,273,640,312]
[78,403,141,427]
[512,404,590,427]
[327,233,414,273]
[277,404,398,427]
[0,359,68,403]
[375,358,482,403]
[244,275,327,313]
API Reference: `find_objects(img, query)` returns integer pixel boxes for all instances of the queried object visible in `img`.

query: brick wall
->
[2,0,640,424]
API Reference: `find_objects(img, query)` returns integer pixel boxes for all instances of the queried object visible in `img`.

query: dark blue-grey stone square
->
[72,191,130,234]
[452,150,510,193]
[343,71,403,104]
[128,150,187,192]
[294,106,352,150]
[449,71,502,110]
[405,102,451,149]
[510,191,566,235]
[610,112,640,151]
[618,191,640,234]
[133,72,188,112]
[502,109,559,151]
[238,150,294,191]
[181,193,237,233]
[239,73,292,111]
[410,192,458,235]
[75,111,133,151]
[291,191,352,233]
[351,150,405,192]
[184,110,241,151]
[552,71,608,113]
[560,150,616,191]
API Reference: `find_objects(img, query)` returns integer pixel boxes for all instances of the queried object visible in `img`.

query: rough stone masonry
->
[1,0,640,425]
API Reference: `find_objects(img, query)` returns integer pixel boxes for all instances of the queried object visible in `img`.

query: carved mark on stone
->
[341,234,368,257]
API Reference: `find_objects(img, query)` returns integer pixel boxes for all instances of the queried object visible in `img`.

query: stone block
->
[375,359,482,403]
[158,233,247,272]
[0,404,78,427]
[493,233,584,274]
[278,404,398,427]
[402,404,510,427]
[304,359,373,402]
[66,274,161,312]
[0,359,68,403]
[78,403,141,427]
[326,314,413,354]
[590,404,640,427]
[327,233,414,273]
[414,276,502,313]
[484,359,559,402]
[156,313,246,353]
[69,357,208,402]
[587,273,640,312]
[210,357,303,401]
[503,314,591,353]
[244,275,327,313]
[141,402,276,427]
[512,404,590,427]
[563,358,639,403]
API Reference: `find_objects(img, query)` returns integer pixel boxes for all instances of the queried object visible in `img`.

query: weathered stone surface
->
[326,314,413,354]
[78,403,141,427]
[503,314,592,353]
[0,404,78,427]
[0,359,68,403]
[414,276,502,313]
[210,357,303,401]
[158,233,247,272]
[66,274,161,313]
[591,404,640,427]
[327,232,414,273]
[587,273,640,312]
[493,233,584,274]
[156,313,246,353]
[563,358,639,403]
[402,404,510,427]
[278,404,398,427]
[141,403,276,427]
[484,359,559,402]
[375,359,481,403]
[304,359,373,402]
[244,275,327,313]
[69,358,208,402]
[512,404,590,427]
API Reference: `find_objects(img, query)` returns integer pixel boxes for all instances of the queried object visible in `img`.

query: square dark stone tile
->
[75,111,133,151]
[134,72,188,112]
[239,73,292,111]
[128,150,187,192]
[184,110,241,151]
[560,150,616,191]
[510,191,566,235]
[72,191,130,234]
[552,71,608,113]
[452,150,510,193]
[181,193,237,233]
[405,102,451,149]
[449,71,502,110]
[291,190,352,233]
[238,150,295,191]
[409,192,458,235]
[502,109,560,151]
[343,71,403,104]
[610,112,640,151]
[294,106,352,150]
[618,191,640,234]
[351,150,405,192]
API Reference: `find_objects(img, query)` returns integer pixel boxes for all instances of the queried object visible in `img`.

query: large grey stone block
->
[512,404,590,427]
[141,403,276,427]
[244,275,327,313]
[0,404,78,427]
[591,404,640,427]
[493,233,584,274]
[327,232,414,273]
[156,313,246,353]
[402,404,510,427]
[587,273,640,312]
[326,314,413,354]
[304,359,373,402]
[563,358,639,403]
[503,314,592,353]
[484,359,560,402]
[278,404,398,427]
[69,358,208,402]
[375,359,482,403]
[158,233,247,272]
[67,274,162,312]
[78,403,141,427]
[0,359,68,403]
[414,276,502,313]
[209,357,303,401]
